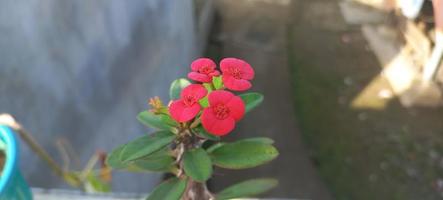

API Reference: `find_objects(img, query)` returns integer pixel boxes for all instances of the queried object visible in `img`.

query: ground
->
[207,0,333,199]
[208,0,443,199]
[289,0,443,200]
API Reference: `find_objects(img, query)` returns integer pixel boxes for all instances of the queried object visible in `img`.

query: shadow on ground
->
[206,0,333,199]
[289,0,443,199]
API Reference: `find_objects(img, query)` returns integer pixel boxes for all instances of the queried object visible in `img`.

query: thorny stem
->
[174,126,215,200]
[175,142,186,177]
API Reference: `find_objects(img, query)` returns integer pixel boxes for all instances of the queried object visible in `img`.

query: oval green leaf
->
[108,147,175,172]
[206,142,225,153]
[239,92,264,113]
[146,177,187,200]
[128,149,176,172]
[121,131,176,162]
[216,178,278,200]
[106,144,127,169]
[137,111,176,130]
[240,137,274,144]
[194,126,220,141]
[183,148,213,182]
[169,78,191,100]
[210,141,279,169]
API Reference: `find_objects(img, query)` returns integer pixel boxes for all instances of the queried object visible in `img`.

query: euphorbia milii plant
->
[106,57,279,200]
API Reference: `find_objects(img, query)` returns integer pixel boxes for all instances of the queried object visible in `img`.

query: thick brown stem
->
[175,127,214,200]
[182,180,214,200]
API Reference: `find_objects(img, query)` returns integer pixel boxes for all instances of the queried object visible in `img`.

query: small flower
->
[220,58,254,91]
[169,84,208,122]
[188,58,220,83]
[201,90,245,136]
[148,96,166,114]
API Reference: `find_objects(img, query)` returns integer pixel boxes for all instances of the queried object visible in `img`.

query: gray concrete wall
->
[0,0,206,193]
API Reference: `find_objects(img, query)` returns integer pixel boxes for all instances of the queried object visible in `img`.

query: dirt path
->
[207,0,333,199]
[288,0,443,199]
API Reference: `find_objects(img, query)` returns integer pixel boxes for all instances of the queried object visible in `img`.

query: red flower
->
[201,90,245,136]
[188,58,220,83]
[169,84,207,122]
[220,58,254,91]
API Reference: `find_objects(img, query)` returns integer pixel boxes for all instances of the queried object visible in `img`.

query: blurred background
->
[2,0,443,199]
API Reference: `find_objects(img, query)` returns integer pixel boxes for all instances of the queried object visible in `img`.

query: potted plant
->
[0,125,32,200]
[106,58,280,200]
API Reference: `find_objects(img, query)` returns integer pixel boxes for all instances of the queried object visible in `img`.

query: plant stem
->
[0,114,81,186]
[182,180,215,200]
[16,128,65,178]
[176,128,214,200]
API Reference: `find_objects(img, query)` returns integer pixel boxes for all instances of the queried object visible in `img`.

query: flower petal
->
[226,96,245,121]
[191,58,216,72]
[209,70,220,77]
[181,84,208,100]
[188,72,211,83]
[208,90,234,106]
[220,58,239,73]
[201,108,236,136]
[169,100,201,122]
[223,75,252,91]
[239,60,254,80]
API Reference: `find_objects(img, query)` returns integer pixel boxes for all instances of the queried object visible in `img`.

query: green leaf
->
[240,137,274,144]
[210,141,279,169]
[239,92,264,113]
[212,76,223,90]
[183,148,212,182]
[128,149,176,172]
[169,78,191,100]
[121,131,176,162]
[106,144,127,169]
[137,111,176,130]
[108,146,175,172]
[194,126,220,141]
[146,177,187,200]
[206,142,225,153]
[216,178,278,200]
[85,174,111,193]
[159,114,178,127]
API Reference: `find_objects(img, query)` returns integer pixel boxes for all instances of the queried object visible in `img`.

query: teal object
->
[0,125,32,200]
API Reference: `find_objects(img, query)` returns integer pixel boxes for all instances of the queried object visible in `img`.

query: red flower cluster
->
[169,57,254,136]
[188,58,220,83]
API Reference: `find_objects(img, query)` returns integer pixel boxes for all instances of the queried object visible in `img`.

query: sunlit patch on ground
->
[350,71,394,110]
[289,0,443,199]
